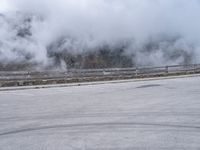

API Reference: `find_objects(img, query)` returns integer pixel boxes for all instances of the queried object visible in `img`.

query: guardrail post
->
[165,66,169,74]
[135,67,138,76]
[27,72,30,79]
[194,64,197,73]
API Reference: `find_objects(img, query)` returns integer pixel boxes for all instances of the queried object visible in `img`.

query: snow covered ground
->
[0,76,200,150]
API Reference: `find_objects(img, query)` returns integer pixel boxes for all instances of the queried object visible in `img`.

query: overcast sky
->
[0,0,11,12]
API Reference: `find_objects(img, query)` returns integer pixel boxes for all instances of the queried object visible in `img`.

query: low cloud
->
[0,0,200,70]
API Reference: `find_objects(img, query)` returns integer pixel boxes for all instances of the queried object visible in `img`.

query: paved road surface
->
[0,76,200,150]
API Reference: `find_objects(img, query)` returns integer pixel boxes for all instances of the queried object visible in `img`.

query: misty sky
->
[0,0,10,12]
[0,0,200,68]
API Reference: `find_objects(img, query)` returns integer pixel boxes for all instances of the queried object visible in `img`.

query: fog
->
[0,0,200,70]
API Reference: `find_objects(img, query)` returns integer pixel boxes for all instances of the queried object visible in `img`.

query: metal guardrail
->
[0,64,200,81]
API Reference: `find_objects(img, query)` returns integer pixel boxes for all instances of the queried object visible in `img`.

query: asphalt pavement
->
[0,76,200,149]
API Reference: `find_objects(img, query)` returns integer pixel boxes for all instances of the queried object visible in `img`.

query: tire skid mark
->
[0,122,200,137]
[1,112,200,122]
